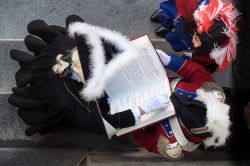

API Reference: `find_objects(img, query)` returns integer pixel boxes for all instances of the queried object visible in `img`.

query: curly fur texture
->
[196,88,231,147]
[68,22,140,100]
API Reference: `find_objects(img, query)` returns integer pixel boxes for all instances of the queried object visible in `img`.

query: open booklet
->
[102,35,175,139]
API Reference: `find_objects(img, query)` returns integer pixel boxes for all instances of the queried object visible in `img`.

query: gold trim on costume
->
[157,135,184,160]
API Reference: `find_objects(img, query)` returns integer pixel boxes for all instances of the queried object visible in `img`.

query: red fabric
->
[176,0,199,19]
[133,123,178,155]
[215,38,231,72]
[132,59,214,155]
[195,0,219,34]
[193,54,216,66]
[133,125,160,154]
[194,0,239,72]
[177,59,214,93]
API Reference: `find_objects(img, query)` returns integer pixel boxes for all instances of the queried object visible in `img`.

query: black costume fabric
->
[221,88,250,154]
[195,19,228,55]
[170,92,212,139]
[8,15,135,136]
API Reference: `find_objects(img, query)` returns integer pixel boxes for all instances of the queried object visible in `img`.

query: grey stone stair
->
[0,148,88,166]
[69,149,250,166]
[1,148,250,166]
[0,0,163,39]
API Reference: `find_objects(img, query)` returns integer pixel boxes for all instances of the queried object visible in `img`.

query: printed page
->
[103,35,175,137]
[109,80,169,114]
[105,35,169,114]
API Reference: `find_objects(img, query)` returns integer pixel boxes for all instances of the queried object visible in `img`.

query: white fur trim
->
[68,22,140,100]
[195,89,231,147]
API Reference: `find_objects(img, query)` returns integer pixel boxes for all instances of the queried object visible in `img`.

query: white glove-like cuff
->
[130,107,142,123]
[156,49,171,66]
[140,95,171,114]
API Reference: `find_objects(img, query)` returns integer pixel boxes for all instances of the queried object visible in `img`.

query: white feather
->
[210,46,228,65]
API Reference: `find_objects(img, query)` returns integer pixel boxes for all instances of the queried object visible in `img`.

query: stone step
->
[0,148,88,166]
[0,39,232,92]
[0,147,250,166]
[0,40,23,92]
[0,0,163,39]
[68,149,250,166]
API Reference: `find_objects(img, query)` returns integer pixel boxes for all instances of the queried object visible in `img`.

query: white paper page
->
[105,51,165,97]
[103,35,175,137]
[110,80,169,114]
[105,35,168,114]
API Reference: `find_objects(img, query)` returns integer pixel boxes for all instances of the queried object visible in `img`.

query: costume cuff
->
[130,107,141,123]
[167,55,186,72]
[156,49,171,66]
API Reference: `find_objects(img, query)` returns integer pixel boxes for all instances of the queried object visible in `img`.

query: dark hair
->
[182,17,197,34]
[195,19,228,55]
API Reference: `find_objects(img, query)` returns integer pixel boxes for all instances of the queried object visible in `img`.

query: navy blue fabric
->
[160,120,174,138]
[159,0,177,28]
[165,17,194,52]
[160,0,176,13]
[199,0,210,6]
[167,55,185,72]
[175,88,197,99]
[158,0,210,52]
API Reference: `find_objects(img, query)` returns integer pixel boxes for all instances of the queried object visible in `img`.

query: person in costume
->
[132,49,231,159]
[8,15,155,136]
[150,0,239,72]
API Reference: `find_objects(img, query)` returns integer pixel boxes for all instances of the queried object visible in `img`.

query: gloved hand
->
[140,95,171,114]
[8,16,105,136]
[156,49,171,66]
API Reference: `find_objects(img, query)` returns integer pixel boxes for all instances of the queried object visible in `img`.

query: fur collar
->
[195,88,231,147]
[68,22,139,100]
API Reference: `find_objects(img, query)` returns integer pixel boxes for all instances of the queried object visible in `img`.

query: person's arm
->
[167,55,214,83]
[157,50,214,84]
[101,110,136,129]
[101,95,171,129]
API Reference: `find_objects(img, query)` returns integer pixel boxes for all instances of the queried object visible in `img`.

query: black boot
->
[150,9,162,23]
[155,26,169,38]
